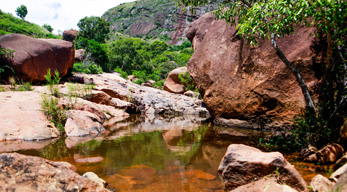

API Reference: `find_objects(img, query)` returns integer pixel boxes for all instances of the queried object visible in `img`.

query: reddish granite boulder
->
[63,29,79,43]
[164,67,187,94]
[218,144,308,191]
[186,13,318,128]
[0,34,74,82]
[0,153,109,192]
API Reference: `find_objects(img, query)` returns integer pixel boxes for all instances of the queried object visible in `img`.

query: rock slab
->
[0,91,60,141]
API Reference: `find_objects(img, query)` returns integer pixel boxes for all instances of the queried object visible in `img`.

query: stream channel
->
[2,115,334,192]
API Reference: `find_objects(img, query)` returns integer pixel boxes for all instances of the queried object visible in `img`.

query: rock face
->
[63,29,79,43]
[0,34,74,82]
[186,13,318,128]
[0,91,60,141]
[0,153,109,192]
[164,67,187,94]
[218,144,308,191]
[102,0,219,44]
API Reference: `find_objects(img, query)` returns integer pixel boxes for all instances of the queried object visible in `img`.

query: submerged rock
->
[218,144,308,191]
[0,153,109,192]
[304,143,344,164]
[186,13,318,128]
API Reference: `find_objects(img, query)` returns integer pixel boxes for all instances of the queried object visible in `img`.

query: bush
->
[178,72,196,91]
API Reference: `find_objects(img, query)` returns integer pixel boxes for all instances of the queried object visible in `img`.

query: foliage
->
[0,9,59,38]
[43,24,53,33]
[75,37,109,72]
[73,61,103,74]
[77,16,110,44]
[67,83,94,100]
[114,67,128,79]
[107,37,193,85]
[44,69,61,97]
[0,46,15,80]
[178,72,196,91]
[15,4,27,20]
[41,94,66,133]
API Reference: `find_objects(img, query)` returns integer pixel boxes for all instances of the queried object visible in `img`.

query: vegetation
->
[43,24,53,33]
[15,4,27,20]
[41,69,66,133]
[107,37,193,86]
[0,9,59,38]
[178,0,346,150]
[178,71,197,92]
[77,16,110,44]
[74,16,110,72]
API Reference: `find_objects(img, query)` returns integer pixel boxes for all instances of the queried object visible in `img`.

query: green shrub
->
[114,67,128,79]
[41,94,66,133]
[178,72,196,91]
[41,69,66,133]
[44,69,61,97]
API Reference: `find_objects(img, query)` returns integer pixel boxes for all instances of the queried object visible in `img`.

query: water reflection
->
[4,115,327,191]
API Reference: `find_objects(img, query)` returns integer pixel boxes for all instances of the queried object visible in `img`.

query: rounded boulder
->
[0,34,74,82]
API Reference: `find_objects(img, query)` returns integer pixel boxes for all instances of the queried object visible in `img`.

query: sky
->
[1,0,135,34]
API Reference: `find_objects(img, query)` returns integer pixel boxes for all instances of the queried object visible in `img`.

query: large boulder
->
[0,153,109,192]
[218,144,308,191]
[0,34,74,82]
[164,67,187,94]
[63,29,79,43]
[186,13,318,128]
[0,91,60,141]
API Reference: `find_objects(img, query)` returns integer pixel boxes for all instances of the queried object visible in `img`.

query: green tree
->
[77,16,110,43]
[15,4,27,20]
[43,24,53,33]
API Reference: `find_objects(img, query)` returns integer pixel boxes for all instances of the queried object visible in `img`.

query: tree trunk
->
[270,33,317,114]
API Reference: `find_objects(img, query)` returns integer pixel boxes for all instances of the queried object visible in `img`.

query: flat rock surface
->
[0,91,60,141]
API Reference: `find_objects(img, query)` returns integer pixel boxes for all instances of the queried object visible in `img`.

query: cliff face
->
[102,0,218,45]
[186,13,319,128]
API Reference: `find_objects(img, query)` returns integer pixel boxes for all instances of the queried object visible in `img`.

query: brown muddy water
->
[1,115,333,191]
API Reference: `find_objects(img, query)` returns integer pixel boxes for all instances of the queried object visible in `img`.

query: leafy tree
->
[77,16,110,43]
[43,24,53,33]
[15,4,27,20]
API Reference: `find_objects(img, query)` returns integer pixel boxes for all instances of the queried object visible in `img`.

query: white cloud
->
[1,0,135,34]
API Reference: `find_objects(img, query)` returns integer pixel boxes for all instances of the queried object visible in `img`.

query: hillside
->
[0,9,58,39]
[102,0,218,45]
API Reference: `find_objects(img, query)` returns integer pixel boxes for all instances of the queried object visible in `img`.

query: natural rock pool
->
[2,115,333,191]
